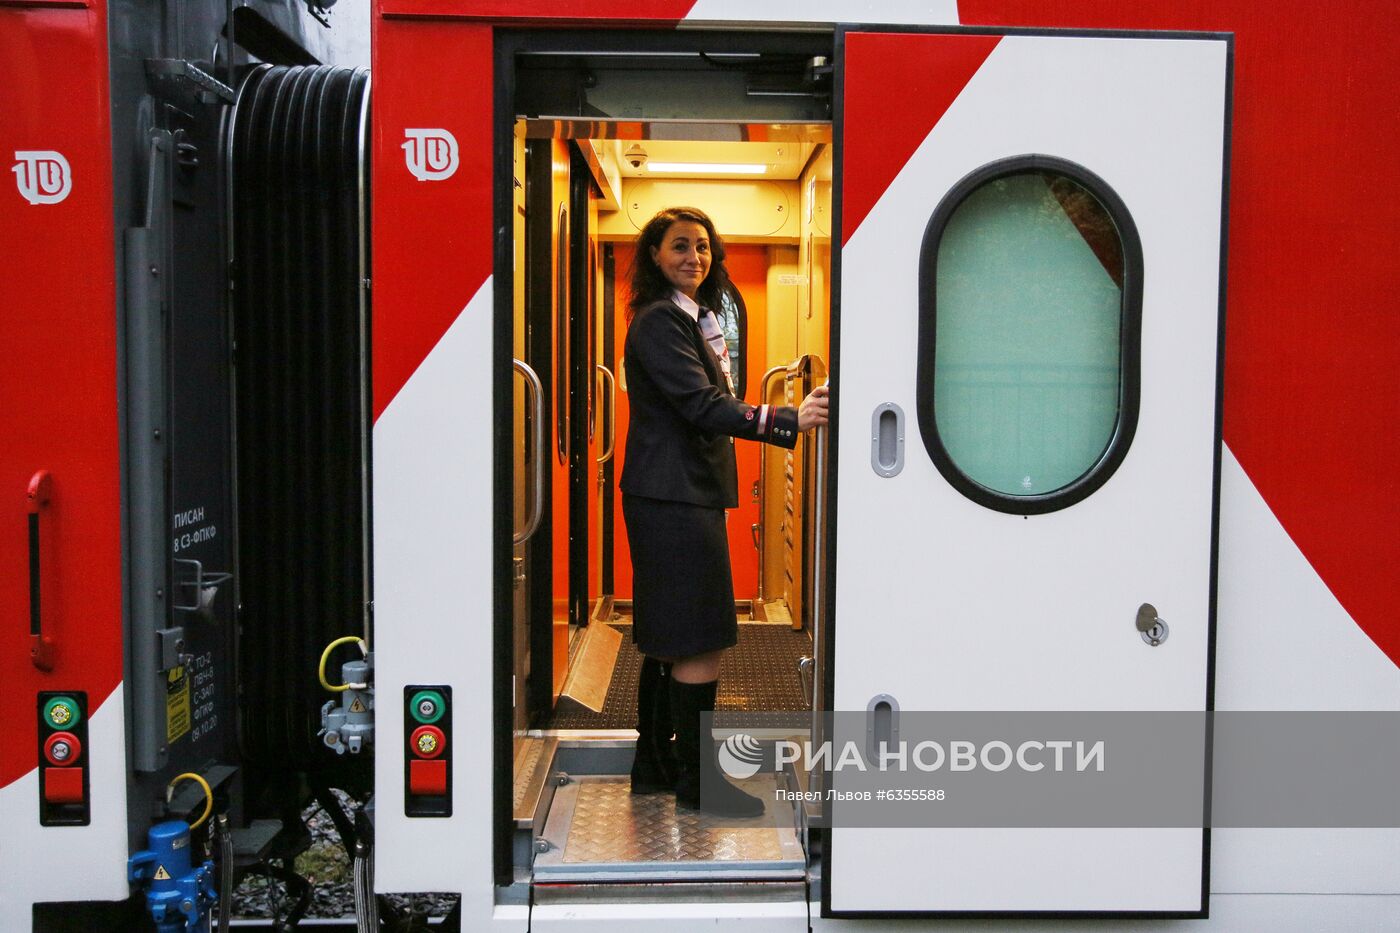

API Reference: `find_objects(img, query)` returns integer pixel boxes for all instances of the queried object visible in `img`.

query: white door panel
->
[829,30,1228,915]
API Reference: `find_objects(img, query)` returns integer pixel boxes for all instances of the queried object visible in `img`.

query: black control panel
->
[403,685,452,817]
[37,690,90,826]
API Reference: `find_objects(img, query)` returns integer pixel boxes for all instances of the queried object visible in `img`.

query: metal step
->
[513,734,559,827]
[532,775,805,883]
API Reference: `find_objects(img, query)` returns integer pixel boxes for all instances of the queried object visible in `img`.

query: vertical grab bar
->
[514,359,547,546]
[753,364,789,601]
[805,356,829,709]
[28,470,55,671]
[810,421,828,710]
[595,364,616,464]
[807,361,830,804]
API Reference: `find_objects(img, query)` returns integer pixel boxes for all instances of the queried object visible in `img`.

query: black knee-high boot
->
[630,656,678,794]
[670,678,765,818]
[653,661,678,775]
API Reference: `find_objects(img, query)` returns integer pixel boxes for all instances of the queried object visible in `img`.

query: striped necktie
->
[697,308,734,393]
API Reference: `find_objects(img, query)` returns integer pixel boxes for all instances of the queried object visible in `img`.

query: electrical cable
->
[319,635,367,692]
[216,812,233,933]
[168,771,214,830]
[353,839,374,933]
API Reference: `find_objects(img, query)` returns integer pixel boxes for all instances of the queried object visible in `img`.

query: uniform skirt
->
[622,493,738,658]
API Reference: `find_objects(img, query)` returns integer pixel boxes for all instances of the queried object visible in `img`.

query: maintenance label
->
[166,665,191,744]
[172,504,217,554]
[190,650,219,742]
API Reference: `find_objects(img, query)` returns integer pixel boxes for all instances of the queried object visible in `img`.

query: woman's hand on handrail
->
[798,384,830,432]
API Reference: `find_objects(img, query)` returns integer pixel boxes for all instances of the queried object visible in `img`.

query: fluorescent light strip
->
[645,162,767,174]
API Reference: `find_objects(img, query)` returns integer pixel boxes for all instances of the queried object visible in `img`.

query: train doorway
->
[491,23,1227,920]
[501,30,835,902]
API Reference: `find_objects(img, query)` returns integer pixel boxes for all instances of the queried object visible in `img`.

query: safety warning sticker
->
[166,666,191,744]
[154,866,171,881]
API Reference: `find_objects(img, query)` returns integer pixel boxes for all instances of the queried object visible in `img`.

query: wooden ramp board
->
[547,623,813,729]
[755,599,793,626]
[556,622,623,713]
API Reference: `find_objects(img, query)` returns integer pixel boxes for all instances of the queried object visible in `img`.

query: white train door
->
[826,27,1229,915]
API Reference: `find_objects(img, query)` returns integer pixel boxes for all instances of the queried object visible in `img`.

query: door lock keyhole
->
[1136,603,1169,646]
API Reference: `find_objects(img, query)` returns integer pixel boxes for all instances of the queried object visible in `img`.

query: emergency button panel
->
[38,691,90,825]
[404,685,452,817]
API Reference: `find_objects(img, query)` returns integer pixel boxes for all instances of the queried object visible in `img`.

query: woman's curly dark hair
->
[627,206,734,319]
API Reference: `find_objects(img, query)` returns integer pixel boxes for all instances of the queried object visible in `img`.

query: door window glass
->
[718,286,747,399]
[918,158,1142,513]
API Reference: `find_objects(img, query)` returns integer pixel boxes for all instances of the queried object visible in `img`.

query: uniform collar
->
[671,290,702,322]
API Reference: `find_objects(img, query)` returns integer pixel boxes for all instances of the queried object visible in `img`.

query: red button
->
[409,759,447,796]
[44,767,84,804]
[409,725,446,759]
[44,731,81,766]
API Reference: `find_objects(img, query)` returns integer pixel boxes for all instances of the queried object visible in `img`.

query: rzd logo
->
[402,129,458,182]
[12,150,72,205]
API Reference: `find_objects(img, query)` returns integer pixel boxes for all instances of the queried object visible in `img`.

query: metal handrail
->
[797,354,829,656]
[805,358,830,803]
[753,363,790,600]
[596,364,616,465]
[514,359,546,546]
[809,421,828,710]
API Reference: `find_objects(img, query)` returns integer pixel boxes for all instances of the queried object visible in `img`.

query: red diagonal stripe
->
[841,32,1001,246]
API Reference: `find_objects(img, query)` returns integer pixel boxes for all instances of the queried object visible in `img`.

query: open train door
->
[825,27,1230,916]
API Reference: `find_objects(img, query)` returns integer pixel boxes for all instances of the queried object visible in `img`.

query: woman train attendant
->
[621,207,829,817]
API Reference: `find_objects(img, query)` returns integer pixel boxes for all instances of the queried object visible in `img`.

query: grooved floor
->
[532,775,805,881]
[546,621,813,730]
[563,779,784,864]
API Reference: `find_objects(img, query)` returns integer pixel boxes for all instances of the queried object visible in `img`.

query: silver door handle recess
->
[871,402,905,477]
[596,364,616,465]
[514,359,546,546]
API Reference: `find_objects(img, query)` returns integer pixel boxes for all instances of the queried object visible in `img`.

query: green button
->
[409,690,445,724]
[43,696,80,730]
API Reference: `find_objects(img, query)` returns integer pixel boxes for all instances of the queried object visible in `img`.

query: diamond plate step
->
[532,775,805,882]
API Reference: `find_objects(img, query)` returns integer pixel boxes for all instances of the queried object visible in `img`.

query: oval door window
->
[917,156,1143,514]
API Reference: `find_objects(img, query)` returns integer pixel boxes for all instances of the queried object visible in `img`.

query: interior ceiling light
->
[645,162,767,174]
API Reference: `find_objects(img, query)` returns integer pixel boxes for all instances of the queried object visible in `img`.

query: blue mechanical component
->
[128,820,217,933]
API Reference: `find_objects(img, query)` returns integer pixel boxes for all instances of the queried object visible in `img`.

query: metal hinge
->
[145,59,236,104]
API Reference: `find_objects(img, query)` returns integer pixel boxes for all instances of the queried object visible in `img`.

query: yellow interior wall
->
[541,159,831,618]
[764,145,832,619]
[596,178,801,244]
[763,248,800,603]
[512,135,529,737]
[513,135,528,517]
[797,145,833,370]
